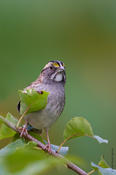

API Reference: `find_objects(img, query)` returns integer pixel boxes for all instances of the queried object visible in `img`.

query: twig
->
[87,169,95,175]
[0,115,87,175]
[16,107,30,128]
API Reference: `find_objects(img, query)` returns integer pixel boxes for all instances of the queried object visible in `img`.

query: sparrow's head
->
[40,60,66,84]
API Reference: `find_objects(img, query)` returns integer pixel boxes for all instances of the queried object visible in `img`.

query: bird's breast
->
[25,83,65,130]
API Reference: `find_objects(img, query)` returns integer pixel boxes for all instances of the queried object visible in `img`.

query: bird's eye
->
[50,66,53,70]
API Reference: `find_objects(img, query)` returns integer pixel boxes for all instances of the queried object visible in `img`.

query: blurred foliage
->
[0,138,63,175]
[0,112,111,175]
[0,0,116,174]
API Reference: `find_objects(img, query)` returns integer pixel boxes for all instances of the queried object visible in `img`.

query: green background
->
[0,0,116,174]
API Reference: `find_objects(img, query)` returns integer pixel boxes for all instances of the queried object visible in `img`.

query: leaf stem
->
[16,107,30,128]
[57,134,80,153]
[57,135,73,153]
[87,169,95,175]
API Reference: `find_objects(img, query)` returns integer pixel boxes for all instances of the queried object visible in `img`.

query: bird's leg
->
[45,129,51,152]
[20,122,28,137]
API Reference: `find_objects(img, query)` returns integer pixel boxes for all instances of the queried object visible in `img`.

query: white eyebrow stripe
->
[59,61,62,67]
[44,62,52,69]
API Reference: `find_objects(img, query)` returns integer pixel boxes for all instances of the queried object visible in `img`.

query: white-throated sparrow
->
[18,60,66,150]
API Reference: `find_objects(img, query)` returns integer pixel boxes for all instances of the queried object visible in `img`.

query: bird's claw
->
[44,143,51,152]
[18,126,28,137]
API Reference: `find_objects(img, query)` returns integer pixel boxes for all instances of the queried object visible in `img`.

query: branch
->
[0,115,87,175]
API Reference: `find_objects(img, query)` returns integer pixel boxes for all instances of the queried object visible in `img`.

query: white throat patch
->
[54,73,63,82]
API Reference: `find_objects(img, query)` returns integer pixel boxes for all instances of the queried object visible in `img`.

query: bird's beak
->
[58,66,65,72]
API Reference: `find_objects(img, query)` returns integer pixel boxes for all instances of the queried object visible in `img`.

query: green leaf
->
[0,113,18,140]
[0,139,64,174]
[0,139,25,156]
[63,117,108,144]
[91,162,116,175]
[14,158,62,175]
[94,135,108,144]
[0,139,54,175]
[18,88,49,115]
[64,117,94,139]
[0,139,62,174]
[98,156,110,168]
[0,160,11,175]
[4,142,61,173]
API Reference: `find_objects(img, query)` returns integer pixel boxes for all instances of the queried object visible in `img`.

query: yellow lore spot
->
[52,62,60,67]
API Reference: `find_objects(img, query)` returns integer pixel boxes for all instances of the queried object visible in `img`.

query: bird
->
[17,60,66,150]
